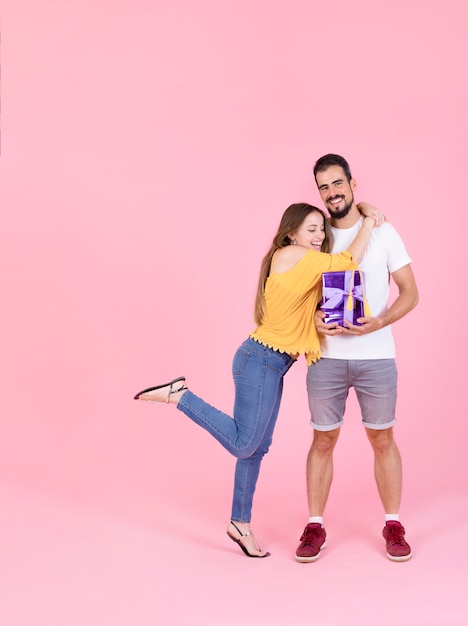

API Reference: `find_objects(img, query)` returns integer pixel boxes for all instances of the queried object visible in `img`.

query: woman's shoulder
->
[272,246,315,274]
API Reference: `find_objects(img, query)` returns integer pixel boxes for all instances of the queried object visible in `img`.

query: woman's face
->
[290,212,326,251]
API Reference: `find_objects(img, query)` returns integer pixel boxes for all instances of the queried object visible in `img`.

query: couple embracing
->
[134,154,418,563]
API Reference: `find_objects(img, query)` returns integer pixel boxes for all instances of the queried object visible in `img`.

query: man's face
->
[315,165,356,220]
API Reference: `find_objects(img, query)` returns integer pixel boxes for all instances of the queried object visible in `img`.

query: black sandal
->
[227,521,270,558]
[133,377,187,402]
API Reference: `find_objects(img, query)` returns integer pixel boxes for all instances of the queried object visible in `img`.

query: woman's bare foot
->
[227,521,270,558]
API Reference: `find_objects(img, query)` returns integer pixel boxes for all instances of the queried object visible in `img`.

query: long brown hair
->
[253,203,332,325]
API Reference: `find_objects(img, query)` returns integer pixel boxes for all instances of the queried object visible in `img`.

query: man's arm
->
[341,263,419,335]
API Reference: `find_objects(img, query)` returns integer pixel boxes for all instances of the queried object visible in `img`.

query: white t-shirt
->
[320,217,412,359]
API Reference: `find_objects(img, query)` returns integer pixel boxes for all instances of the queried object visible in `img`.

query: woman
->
[134,203,377,557]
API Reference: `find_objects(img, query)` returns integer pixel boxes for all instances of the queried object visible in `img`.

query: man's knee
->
[366,427,395,453]
[311,428,340,454]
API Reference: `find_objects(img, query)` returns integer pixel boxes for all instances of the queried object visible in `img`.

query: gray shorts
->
[306,358,397,431]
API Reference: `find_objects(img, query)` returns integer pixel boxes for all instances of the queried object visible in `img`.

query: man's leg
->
[295,429,340,563]
[307,428,341,516]
[366,427,411,560]
[297,359,349,563]
[306,358,348,514]
[365,427,401,513]
[354,358,412,562]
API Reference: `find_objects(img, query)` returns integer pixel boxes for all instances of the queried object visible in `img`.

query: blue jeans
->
[177,338,296,522]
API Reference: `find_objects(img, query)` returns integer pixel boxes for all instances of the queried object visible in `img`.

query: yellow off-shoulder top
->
[250,249,357,365]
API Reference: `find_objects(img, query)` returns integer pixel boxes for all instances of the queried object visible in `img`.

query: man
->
[295,154,418,563]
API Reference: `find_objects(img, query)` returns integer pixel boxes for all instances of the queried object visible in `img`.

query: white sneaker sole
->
[386,551,412,562]
[295,542,326,563]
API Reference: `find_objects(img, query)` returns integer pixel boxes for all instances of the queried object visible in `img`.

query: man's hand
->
[341,316,385,335]
[314,310,345,335]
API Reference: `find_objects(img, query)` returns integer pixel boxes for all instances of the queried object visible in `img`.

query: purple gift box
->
[320,270,369,326]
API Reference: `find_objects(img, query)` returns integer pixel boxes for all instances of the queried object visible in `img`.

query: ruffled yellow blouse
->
[250,249,357,365]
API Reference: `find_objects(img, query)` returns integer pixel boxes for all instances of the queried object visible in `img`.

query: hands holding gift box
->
[316,299,386,335]
[320,269,371,329]
[316,264,387,336]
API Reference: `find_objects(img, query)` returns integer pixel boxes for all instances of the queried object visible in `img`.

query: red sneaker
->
[295,523,326,563]
[382,521,412,561]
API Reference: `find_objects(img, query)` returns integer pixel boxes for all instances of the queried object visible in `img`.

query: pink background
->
[1,0,467,624]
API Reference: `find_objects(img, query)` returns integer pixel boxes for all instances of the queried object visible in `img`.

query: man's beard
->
[328,195,354,220]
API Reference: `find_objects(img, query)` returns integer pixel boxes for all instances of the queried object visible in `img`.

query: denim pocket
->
[232,346,252,376]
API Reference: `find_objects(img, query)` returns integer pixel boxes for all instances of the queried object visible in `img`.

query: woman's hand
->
[314,310,344,335]
[357,202,387,227]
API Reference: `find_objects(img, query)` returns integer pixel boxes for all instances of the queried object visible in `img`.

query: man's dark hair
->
[313,154,353,183]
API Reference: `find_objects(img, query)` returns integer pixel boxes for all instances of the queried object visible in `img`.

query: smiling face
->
[289,211,326,250]
[315,164,357,220]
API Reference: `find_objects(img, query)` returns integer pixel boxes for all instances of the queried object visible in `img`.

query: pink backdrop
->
[1,1,467,624]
